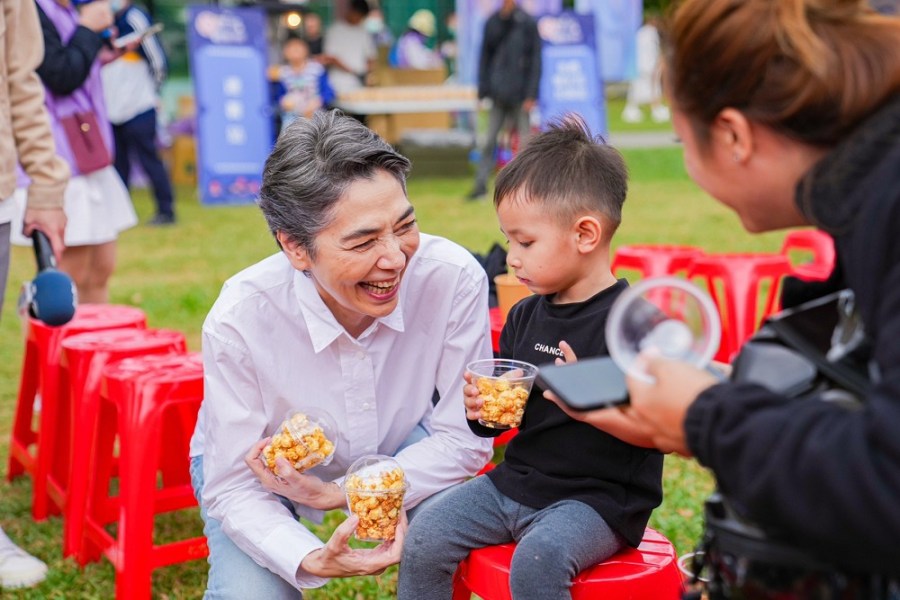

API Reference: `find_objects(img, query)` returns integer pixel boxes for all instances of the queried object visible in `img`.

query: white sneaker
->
[0,544,48,590]
[621,105,644,123]
[651,105,671,122]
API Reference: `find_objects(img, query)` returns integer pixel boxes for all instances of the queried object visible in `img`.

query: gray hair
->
[258,111,411,259]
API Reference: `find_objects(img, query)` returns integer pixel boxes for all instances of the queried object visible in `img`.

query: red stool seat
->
[81,352,207,600]
[56,328,187,558]
[613,245,704,279]
[780,229,835,281]
[7,304,147,520]
[689,253,791,362]
[452,528,683,600]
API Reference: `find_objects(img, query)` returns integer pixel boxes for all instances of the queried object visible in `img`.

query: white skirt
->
[11,165,138,247]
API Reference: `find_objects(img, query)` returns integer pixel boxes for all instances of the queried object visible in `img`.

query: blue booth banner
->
[456,0,562,87]
[575,0,642,82]
[187,6,271,205]
[537,11,606,137]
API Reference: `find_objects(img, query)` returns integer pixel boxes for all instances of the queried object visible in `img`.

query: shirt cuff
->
[258,524,329,589]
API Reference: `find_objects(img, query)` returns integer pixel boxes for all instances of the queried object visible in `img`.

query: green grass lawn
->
[0,146,785,599]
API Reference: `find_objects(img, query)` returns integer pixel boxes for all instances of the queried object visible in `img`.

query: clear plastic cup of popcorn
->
[344,455,407,542]
[466,358,539,429]
[262,409,337,474]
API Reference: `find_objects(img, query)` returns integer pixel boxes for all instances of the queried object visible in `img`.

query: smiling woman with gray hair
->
[189,111,493,599]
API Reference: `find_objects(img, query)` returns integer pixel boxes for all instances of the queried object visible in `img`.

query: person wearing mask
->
[101,0,176,226]
[0,0,69,590]
[549,0,900,590]
[467,0,541,201]
[303,12,323,57]
[14,0,137,303]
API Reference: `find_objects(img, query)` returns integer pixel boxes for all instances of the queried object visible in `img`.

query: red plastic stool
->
[55,328,187,558]
[689,253,791,362]
[452,527,684,600]
[780,229,836,281]
[7,304,147,520]
[612,245,705,279]
[81,352,208,599]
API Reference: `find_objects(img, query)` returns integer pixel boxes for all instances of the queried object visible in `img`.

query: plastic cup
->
[344,455,407,542]
[466,358,538,429]
[261,409,337,474]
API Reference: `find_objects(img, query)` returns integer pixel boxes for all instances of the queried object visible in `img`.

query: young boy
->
[277,35,325,129]
[397,117,663,600]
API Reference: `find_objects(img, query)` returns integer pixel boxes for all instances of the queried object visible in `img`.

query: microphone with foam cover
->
[29,230,77,326]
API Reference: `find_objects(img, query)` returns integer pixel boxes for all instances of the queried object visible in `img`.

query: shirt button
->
[357,352,366,360]
[362,402,371,409]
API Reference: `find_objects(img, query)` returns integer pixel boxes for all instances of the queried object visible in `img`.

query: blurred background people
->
[275,35,326,131]
[390,9,444,70]
[365,6,394,51]
[321,0,375,122]
[621,16,669,124]
[303,11,323,57]
[101,0,176,226]
[468,0,542,201]
[0,0,69,589]
[15,0,138,303]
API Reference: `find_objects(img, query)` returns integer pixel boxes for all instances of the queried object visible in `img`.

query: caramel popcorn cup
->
[344,455,407,542]
[466,359,538,429]
[262,410,337,474]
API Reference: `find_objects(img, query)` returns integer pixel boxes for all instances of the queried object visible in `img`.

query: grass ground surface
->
[0,143,786,598]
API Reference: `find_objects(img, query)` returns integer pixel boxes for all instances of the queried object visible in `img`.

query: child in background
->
[397,116,664,600]
[277,35,325,129]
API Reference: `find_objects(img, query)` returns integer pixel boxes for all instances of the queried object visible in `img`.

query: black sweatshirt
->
[469,280,663,547]
[686,95,900,577]
[36,5,104,96]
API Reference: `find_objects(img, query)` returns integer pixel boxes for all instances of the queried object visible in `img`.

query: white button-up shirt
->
[189,233,493,590]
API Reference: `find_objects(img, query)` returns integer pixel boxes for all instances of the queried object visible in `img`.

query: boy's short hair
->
[493,115,628,240]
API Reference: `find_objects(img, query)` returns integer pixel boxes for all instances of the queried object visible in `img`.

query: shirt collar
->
[293,269,406,353]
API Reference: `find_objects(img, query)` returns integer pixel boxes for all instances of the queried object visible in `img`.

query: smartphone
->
[535,356,629,411]
[112,22,164,49]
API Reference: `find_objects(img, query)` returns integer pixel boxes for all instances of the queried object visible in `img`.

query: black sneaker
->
[147,214,176,226]
[466,187,487,202]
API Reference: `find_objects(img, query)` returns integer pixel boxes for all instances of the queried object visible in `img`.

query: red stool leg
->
[114,383,165,600]
[31,328,67,520]
[8,333,39,481]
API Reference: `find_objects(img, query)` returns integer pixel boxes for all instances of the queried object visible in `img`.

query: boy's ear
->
[276,231,312,272]
[573,216,603,253]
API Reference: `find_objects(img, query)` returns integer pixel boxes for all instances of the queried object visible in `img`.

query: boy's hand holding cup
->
[465,359,538,429]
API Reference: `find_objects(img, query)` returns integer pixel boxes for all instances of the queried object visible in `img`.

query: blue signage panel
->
[187,6,271,205]
[575,0,642,82]
[537,12,606,137]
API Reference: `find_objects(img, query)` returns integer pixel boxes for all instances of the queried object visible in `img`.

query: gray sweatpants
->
[397,475,624,600]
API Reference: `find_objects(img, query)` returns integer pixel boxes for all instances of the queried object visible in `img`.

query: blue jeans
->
[190,423,437,599]
[397,475,625,600]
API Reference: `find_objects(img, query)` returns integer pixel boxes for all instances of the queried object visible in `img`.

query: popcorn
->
[475,376,530,428]
[466,359,539,430]
[344,457,407,542]
[262,411,336,473]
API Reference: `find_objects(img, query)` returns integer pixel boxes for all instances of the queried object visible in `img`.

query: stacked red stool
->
[612,244,704,279]
[452,528,684,599]
[7,304,147,520]
[689,253,792,362]
[80,352,207,600]
[780,229,836,281]
[53,328,187,558]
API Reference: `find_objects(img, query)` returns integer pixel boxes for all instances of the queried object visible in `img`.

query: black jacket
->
[36,5,104,96]
[685,95,900,576]
[477,7,541,108]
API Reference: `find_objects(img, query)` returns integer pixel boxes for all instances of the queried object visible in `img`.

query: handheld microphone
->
[29,231,77,327]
